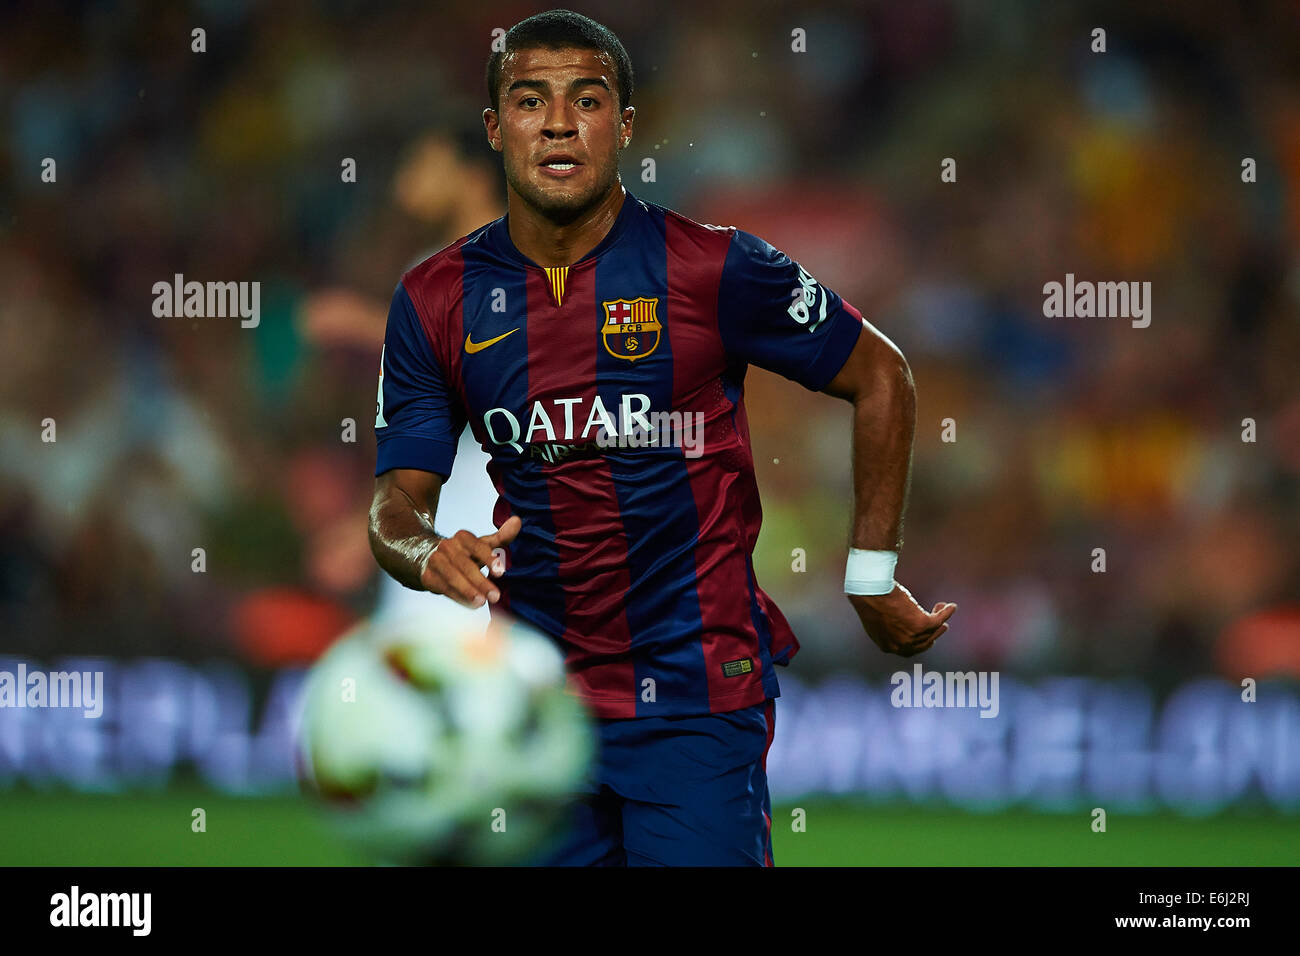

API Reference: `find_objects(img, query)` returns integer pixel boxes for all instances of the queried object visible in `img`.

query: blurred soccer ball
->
[296,614,593,864]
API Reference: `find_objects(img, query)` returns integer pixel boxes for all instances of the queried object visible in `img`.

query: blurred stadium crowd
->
[1,0,1296,688]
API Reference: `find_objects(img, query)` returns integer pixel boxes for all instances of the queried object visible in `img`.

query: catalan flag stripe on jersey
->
[375,191,865,718]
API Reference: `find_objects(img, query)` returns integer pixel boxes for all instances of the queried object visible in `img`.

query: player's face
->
[485,46,633,222]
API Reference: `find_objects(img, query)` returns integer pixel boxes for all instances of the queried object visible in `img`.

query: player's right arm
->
[368,468,518,607]
[368,280,519,608]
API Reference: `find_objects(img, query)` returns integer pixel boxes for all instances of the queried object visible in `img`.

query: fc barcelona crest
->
[601,297,662,362]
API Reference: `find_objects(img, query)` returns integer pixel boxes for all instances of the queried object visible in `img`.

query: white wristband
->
[844,548,898,595]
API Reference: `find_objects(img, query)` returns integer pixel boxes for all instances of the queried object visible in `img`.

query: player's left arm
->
[716,228,955,656]
[821,322,957,657]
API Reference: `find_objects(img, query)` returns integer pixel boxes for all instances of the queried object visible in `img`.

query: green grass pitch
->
[2,788,1297,865]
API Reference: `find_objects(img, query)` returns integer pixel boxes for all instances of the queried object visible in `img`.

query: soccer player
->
[367,9,957,866]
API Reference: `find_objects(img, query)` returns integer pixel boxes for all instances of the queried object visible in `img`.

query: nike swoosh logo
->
[464,327,520,354]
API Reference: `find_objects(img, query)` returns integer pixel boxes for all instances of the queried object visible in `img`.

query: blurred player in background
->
[368,9,956,865]
[299,135,503,633]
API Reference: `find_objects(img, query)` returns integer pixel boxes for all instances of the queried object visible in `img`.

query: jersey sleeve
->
[374,281,465,480]
[716,229,865,390]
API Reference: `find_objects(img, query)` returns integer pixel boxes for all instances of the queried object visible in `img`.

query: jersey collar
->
[487,187,640,269]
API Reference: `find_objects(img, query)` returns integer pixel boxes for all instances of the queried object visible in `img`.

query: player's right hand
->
[418,516,522,608]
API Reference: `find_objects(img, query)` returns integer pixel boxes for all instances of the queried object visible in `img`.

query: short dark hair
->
[485,10,634,113]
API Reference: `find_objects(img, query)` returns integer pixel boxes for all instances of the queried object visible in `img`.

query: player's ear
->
[483,108,502,152]
[619,106,635,148]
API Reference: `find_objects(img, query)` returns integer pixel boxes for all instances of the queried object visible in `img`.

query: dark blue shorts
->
[533,699,777,866]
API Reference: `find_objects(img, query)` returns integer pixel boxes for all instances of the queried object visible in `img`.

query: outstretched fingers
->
[424,530,499,607]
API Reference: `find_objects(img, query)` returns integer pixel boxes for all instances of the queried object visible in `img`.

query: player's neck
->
[506,184,625,268]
